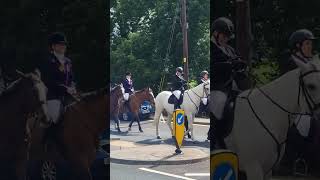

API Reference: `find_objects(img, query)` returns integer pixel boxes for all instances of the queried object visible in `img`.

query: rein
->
[238,70,320,175]
[185,83,209,111]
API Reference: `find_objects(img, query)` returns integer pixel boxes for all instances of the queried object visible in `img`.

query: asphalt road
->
[110,160,210,180]
[110,118,210,180]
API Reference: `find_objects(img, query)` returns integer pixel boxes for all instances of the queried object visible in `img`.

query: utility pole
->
[235,0,252,89]
[181,0,189,81]
[235,0,252,66]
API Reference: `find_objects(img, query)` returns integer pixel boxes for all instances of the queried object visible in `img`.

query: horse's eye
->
[307,84,316,91]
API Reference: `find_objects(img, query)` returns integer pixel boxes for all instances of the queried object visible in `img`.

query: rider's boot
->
[209,114,226,150]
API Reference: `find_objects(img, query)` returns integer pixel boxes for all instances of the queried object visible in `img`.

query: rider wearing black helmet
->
[280,29,317,74]
[197,70,209,116]
[209,17,248,147]
[170,67,188,109]
[39,32,77,126]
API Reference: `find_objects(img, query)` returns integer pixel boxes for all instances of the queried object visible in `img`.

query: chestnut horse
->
[0,70,48,180]
[110,84,124,132]
[126,87,155,132]
[28,87,107,180]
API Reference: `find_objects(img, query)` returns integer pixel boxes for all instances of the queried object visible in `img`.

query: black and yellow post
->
[211,150,239,180]
[173,109,185,154]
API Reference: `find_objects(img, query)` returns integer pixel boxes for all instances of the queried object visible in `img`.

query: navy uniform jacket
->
[122,78,134,94]
[171,74,187,91]
[39,53,75,100]
[210,40,240,91]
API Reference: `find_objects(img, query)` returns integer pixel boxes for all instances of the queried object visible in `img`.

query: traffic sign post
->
[211,150,239,180]
[173,109,185,154]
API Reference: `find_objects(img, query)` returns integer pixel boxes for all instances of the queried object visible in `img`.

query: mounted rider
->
[198,70,209,106]
[170,67,188,109]
[121,72,134,112]
[280,29,317,75]
[39,32,77,126]
[209,17,248,147]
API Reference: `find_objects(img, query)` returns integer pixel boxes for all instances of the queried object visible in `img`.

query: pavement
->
[110,117,210,164]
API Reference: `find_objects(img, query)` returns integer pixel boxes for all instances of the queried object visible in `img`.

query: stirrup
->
[293,158,308,176]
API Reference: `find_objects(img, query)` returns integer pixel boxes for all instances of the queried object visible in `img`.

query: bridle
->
[185,82,210,111]
[238,69,320,175]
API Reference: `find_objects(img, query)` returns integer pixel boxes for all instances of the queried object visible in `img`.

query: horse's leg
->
[135,113,143,132]
[244,161,264,180]
[128,114,135,131]
[167,113,174,138]
[188,113,195,142]
[153,109,162,139]
[113,114,121,132]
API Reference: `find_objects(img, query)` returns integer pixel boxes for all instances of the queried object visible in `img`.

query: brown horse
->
[110,84,124,132]
[0,70,48,180]
[29,87,107,180]
[126,87,155,132]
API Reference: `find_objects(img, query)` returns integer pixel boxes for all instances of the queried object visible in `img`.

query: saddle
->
[168,92,184,107]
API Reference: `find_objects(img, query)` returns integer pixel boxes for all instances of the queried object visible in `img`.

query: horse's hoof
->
[139,129,143,132]
[157,136,161,139]
[128,127,131,131]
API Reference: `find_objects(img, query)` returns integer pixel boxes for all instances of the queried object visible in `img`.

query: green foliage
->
[0,0,107,91]
[251,60,280,85]
[213,0,320,85]
[188,80,198,88]
[111,0,209,94]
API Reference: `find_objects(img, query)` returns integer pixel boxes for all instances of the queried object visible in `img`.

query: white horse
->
[217,56,320,180]
[153,81,210,141]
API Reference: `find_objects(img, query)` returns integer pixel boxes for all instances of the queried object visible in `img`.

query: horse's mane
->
[133,89,145,94]
[111,85,121,94]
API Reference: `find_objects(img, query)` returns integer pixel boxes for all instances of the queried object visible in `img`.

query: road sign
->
[173,109,185,149]
[211,150,239,180]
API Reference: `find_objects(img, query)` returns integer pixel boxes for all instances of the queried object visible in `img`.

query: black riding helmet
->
[126,72,132,76]
[211,17,235,39]
[200,70,209,77]
[289,29,316,53]
[48,32,68,46]
[176,67,183,74]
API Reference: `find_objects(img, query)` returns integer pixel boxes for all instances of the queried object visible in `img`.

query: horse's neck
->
[256,69,300,112]
[184,85,203,104]
[131,92,145,105]
[240,69,301,140]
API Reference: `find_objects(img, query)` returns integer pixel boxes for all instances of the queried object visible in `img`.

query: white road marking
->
[139,168,196,180]
[184,173,210,177]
